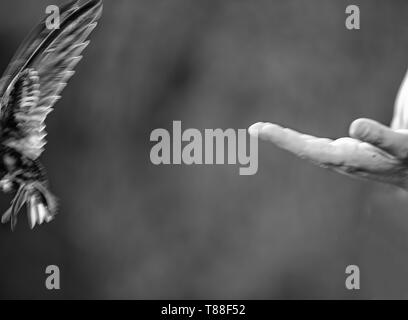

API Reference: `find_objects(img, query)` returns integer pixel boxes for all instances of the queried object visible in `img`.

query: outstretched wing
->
[0,0,102,160]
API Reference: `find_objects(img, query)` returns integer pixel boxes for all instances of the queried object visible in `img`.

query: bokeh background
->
[0,0,408,299]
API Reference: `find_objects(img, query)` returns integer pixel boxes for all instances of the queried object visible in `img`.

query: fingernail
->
[248,122,265,137]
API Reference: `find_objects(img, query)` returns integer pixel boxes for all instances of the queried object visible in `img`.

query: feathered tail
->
[1,181,57,230]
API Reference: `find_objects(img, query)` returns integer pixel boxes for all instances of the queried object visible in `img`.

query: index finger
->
[249,122,341,166]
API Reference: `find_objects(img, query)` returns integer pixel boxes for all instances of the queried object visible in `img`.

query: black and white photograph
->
[0,0,407,307]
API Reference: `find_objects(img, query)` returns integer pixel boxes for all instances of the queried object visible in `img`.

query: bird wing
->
[0,0,102,160]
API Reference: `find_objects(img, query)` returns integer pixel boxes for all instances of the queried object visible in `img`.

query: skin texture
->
[249,118,408,190]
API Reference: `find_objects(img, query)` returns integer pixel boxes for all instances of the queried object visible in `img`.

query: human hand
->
[249,119,408,189]
[248,68,408,190]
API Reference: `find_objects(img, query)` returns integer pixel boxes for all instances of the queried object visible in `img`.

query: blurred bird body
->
[0,0,102,230]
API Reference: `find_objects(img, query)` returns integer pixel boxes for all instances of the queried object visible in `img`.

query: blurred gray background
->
[0,0,408,299]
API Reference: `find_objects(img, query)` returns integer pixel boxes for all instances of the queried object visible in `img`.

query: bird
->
[0,0,102,230]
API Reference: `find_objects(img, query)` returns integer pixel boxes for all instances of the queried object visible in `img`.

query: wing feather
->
[0,0,102,159]
[0,0,81,99]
